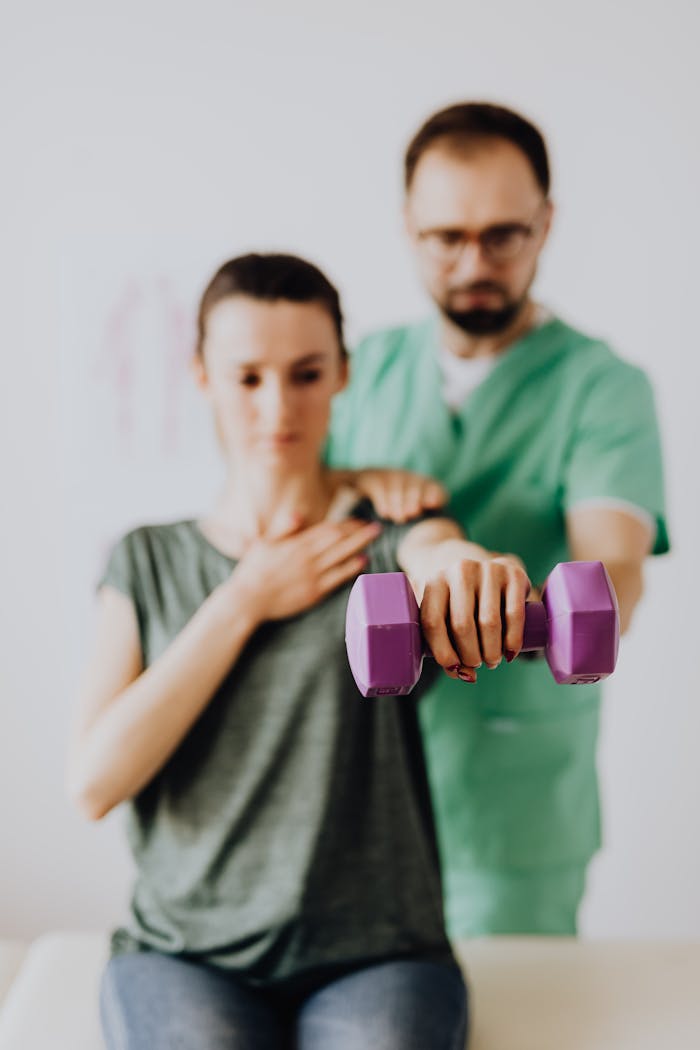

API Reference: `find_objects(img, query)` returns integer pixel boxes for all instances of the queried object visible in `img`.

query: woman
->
[67,252,529,1050]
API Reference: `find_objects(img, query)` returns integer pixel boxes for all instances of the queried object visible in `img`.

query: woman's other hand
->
[229,516,381,625]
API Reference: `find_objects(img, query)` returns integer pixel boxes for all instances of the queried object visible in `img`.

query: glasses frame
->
[416,199,549,268]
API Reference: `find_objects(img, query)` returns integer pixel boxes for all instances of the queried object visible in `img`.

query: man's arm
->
[566,506,654,634]
[397,517,531,678]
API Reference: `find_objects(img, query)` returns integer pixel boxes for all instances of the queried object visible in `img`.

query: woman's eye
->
[294,370,322,384]
[239,373,261,387]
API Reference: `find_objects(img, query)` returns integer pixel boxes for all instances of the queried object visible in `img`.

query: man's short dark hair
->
[404,102,550,196]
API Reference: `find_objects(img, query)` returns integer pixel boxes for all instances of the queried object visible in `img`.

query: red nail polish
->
[506,650,517,663]
[457,669,476,683]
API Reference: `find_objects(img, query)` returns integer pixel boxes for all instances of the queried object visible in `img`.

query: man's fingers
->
[357,471,399,519]
[357,470,446,523]
[388,479,414,523]
[402,479,431,520]
[423,480,448,509]
[392,476,446,521]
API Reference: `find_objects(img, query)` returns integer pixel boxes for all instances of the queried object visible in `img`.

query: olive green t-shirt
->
[99,506,451,986]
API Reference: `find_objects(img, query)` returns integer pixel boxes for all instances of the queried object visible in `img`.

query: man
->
[327,103,669,936]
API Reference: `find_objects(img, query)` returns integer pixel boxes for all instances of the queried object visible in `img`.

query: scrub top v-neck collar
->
[426,313,560,408]
[413,313,564,489]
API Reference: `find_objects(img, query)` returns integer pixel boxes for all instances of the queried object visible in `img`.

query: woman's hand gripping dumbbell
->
[345,561,620,696]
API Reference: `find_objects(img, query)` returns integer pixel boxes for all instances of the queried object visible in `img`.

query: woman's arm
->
[397,517,531,680]
[66,577,261,821]
[67,517,379,821]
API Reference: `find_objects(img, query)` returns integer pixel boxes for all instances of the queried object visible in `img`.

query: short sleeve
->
[97,529,150,659]
[563,362,669,554]
[98,530,140,602]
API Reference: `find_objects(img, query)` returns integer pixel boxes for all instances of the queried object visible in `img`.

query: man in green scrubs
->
[327,103,669,936]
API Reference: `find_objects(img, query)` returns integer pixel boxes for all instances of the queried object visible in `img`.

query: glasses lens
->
[481,227,528,263]
[420,231,464,264]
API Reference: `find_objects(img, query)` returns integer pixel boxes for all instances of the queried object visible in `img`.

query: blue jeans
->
[100,951,469,1050]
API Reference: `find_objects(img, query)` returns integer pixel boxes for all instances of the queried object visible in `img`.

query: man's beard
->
[441,285,527,336]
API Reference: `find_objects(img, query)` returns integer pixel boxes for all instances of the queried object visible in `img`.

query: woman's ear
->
[335,354,349,394]
[190,354,210,396]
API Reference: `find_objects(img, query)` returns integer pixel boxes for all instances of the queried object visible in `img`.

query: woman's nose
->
[258,378,293,427]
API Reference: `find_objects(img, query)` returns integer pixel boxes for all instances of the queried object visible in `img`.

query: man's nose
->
[451,240,492,282]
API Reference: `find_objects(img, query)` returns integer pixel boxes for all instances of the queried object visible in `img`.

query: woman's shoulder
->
[100,519,206,601]
[105,519,203,570]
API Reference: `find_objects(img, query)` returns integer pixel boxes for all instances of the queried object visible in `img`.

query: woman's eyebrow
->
[226,351,328,369]
[291,352,327,367]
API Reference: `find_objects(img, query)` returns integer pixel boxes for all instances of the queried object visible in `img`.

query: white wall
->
[1,0,698,941]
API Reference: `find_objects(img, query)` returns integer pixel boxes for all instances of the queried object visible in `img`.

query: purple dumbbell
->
[346,561,620,697]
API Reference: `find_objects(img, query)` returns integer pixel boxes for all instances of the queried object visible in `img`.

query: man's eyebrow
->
[420,225,463,234]
[423,219,529,234]
[483,220,529,232]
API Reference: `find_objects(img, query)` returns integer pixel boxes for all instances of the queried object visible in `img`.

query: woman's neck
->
[200,463,337,556]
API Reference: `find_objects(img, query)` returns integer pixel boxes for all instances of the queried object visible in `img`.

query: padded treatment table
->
[0,933,698,1049]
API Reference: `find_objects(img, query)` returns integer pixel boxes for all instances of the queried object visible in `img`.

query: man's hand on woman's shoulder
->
[337,467,448,523]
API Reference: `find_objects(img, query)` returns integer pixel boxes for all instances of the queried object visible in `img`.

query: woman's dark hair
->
[196,252,347,359]
[404,102,550,196]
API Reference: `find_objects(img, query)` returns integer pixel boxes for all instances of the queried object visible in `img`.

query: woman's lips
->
[259,433,301,446]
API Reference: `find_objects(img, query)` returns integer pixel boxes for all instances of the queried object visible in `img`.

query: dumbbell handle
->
[417,600,547,660]
[519,600,549,651]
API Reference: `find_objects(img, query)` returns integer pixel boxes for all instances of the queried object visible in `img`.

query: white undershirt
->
[438,303,553,411]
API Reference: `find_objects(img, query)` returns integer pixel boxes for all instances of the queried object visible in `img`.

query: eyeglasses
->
[416,201,548,267]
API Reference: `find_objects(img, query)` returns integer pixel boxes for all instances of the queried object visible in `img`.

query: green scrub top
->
[326,315,669,920]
